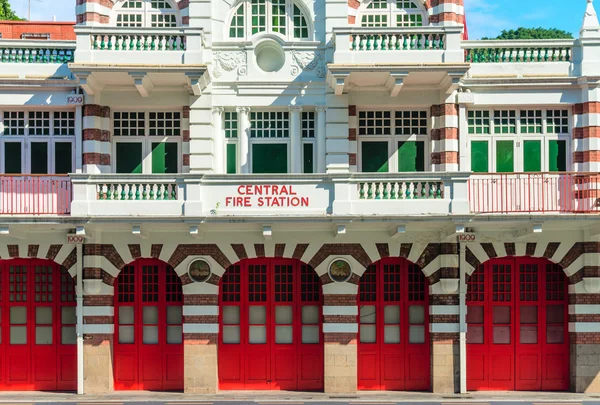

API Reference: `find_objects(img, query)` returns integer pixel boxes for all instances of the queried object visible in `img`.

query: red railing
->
[0,175,72,215]
[469,173,600,214]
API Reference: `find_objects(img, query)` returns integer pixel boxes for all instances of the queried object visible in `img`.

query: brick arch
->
[0,244,76,273]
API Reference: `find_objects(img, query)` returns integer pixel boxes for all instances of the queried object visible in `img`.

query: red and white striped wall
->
[83,105,111,174]
[431,104,459,172]
[347,0,465,27]
[573,102,600,172]
[348,105,357,172]
[76,0,190,26]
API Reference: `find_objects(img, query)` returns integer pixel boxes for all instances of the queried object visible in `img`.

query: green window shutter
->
[470,141,489,173]
[303,143,314,174]
[116,143,143,174]
[549,140,567,172]
[54,142,73,174]
[361,141,389,173]
[31,142,48,174]
[152,143,178,174]
[252,144,288,174]
[523,140,541,172]
[4,143,22,174]
[227,143,237,174]
[397,141,424,172]
[496,140,514,173]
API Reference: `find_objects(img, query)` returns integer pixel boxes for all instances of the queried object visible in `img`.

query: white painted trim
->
[83,324,114,334]
[430,305,459,315]
[323,306,358,316]
[430,323,459,333]
[183,305,219,316]
[323,323,358,333]
[183,323,219,333]
[569,304,600,315]
[569,322,600,333]
[83,306,114,316]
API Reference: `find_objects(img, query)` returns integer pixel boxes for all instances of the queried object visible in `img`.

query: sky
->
[7,0,591,39]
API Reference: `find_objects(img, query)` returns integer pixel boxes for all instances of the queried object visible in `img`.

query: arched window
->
[227,0,311,40]
[114,0,180,28]
[358,0,427,27]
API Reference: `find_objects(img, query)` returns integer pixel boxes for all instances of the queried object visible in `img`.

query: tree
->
[483,27,573,40]
[0,0,24,21]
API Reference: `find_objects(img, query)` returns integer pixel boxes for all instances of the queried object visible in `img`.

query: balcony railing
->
[0,39,75,64]
[74,26,204,65]
[469,173,600,214]
[462,39,574,63]
[332,26,464,64]
[0,175,72,215]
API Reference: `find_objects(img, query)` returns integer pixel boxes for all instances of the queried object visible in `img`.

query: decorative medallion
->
[328,259,352,282]
[188,259,212,283]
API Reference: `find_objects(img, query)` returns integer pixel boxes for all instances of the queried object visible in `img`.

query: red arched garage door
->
[0,259,76,390]
[218,258,323,390]
[358,258,429,390]
[114,259,183,390]
[466,257,569,391]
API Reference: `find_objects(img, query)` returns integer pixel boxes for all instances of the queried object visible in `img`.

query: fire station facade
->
[1,0,600,395]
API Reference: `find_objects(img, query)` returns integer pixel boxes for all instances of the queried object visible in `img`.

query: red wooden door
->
[114,259,183,391]
[218,258,323,391]
[466,257,569,391]
[0,259,76,391]
[357,258,429,391]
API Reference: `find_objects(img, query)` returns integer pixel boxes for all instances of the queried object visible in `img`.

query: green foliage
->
[0,0,24,21]
[483,27,573,40]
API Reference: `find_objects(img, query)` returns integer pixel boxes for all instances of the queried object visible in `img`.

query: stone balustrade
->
[0,40,75,63]
[462,39,574,63]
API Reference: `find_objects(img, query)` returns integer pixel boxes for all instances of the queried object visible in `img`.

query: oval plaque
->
[188,259,212,283]
[328,259,352,283]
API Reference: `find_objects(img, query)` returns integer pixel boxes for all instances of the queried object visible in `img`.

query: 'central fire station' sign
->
[225,185,309,208]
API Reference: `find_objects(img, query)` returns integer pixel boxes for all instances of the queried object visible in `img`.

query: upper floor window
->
[359,0,427,27]
[227,0,311,40]
[114,0,180,28]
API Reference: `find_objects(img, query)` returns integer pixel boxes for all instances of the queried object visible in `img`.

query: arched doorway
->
[466,257,569,391]
[0,259,76,391]
[218,258,323,391]
[114,259,183,390]
[358,258,429,390]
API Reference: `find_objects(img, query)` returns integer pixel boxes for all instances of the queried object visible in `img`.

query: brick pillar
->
[348,105,357,172]
[76,0,113,25]
[431,104,459,172]
[82,293,115,393]
[323,293,358,393]
[182,106,191,173]
[83,105,111,174]
[183,294,219,393]
[179,0,190,25]
[428,0,465,28]
[573,101,600,212]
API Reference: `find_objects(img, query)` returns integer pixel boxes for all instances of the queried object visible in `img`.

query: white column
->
[315,106,327,173]
[212,107,224,174]
[289,106,303,174]
[75,105,83,173]
[237,107,251,174]
[459,243,467,394]
[76,243,83,394]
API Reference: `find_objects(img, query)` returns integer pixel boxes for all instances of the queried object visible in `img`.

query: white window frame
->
[0,110,76,174]
[466,108,572,173]
[301,110,316,173]
[224,111,239,174]
[357,109,430,173]
[112,0,181,28]
[111,110,182,174]
[357,0,428,28]
[247,110,291,174]
[225,0,313,41]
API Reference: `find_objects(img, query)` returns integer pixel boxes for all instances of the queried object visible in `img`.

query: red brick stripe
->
[431,151,458,165]
[324,294,356,306]
[184,295,218,305]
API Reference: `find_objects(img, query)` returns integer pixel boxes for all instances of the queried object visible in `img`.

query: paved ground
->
[0,391,596,404]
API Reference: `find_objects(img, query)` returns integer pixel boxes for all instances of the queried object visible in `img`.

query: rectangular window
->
[149,112,180,136]
[520,110,542,134]
[225,112,238,138]
[397,14,422,27]
[271,0,286,35]
[546,110,569,134]
[116,143,143,174]
[113,112,146,136]
[397,141,424,172]
[29,112,51,136]
[4,112,25,135]
[394,111,428,135]
[496,140,514,172]
[471,141,489,173]
[523,140,541,172]
[302,112,315,138]
[361,142,389,173]
[251,0,267,34]
[151,142,178,174]
[53,112,75,136]
[359,111,391,136]
[361,14,388,27]
[494,110,517,134]
[303,143,313,174]
[250,111,289,138]
[30,142,48,174]
[252,144,287,173]
[4,143,22,174]
[54,142,73,174]
[468,110,490,135]
[549,140,567,172]
[227,143,237,174]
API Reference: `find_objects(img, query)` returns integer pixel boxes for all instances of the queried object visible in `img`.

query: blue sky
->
[8,0,590,39]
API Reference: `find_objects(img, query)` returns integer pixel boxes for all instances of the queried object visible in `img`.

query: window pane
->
[36,326,53,345]
[384,325,400,343]
[36,307,52,324]
[223,326,240,344]
[10,326,27,344]
[360,325,376,343]
[302,306,319,324]
[143,306,158,324]
[119,307,134,325]
[361,142,388,173]
[55,142,73,174]
[520,325,538,344]
[167,326,183,344]
[31,142,48,174]
[143,326,159,344]
[398,141,424,172]
[493,306,511,324]
[547,305,564,324]
[227,143,237,174]
[496,140,514,173]
[252,144,288,174]
[409,305,425,324]
[493,326,511,344]
[62,307,76,325]
[167,306,182,325]
[547,325,564,344]
[4,143,22,174]
[409,325,425,343]
[523,140,541,172]
[119,326,134,344]
[520,306,538,324]
[249,306,266,324]
[275,306,293,324]
[116,143,143,174]
[471,141,489,173]
[249,325,267,344]
[303,143,314,174]
[10,307,27,324]
[549,140,567,172]
[62,326,76,344]
[302,325,319,344]
[467,306,484,324]
[384,305,400,324]
[223,306,240,325]
[276,326,293,344]
[360,305,376,324]
[467,325,484,344]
